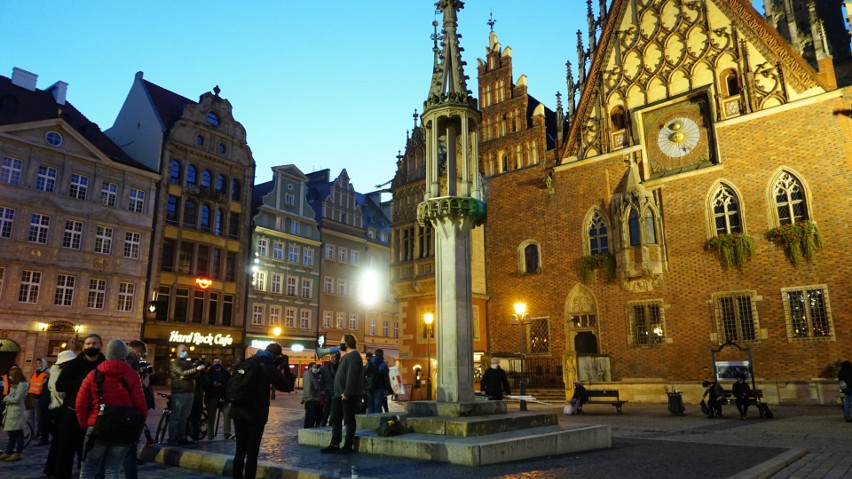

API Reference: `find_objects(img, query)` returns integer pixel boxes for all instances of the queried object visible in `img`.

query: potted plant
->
[580,252,616,284]
[766,220,822,266]
[706,232,754,270]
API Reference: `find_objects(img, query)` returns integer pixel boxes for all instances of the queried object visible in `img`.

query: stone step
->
[358,411,558,437]
[297,423,611,466]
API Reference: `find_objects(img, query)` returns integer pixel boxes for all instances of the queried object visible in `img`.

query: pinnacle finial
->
[213,85,221,97]
[413,109,419,128]
[487,10,496,32]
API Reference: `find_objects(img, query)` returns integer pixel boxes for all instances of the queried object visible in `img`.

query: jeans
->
[232,419,265,479]
[122,441,139,479]
[168,392,193,443]
[843,393,852,419]
[329,395,359,448]
[206,400,231,439]
[4,429,24,453]
[367,389,386,414]
[50,407,85,479]
[80,427,131,479]
[303,400,320,428]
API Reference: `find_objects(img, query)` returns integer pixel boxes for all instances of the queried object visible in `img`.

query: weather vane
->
[487,10,496,32]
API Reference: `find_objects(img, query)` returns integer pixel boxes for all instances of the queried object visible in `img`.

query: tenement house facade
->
[249,164,321,376]
[0,68,158,373]
[108,72,255,376]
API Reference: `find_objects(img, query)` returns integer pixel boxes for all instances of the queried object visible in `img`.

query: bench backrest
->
[586,389,620,399]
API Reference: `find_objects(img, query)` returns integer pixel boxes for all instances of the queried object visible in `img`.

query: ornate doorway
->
[564,284,611,385]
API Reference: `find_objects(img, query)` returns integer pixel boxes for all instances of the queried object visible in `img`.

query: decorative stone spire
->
[556,91,564,143]
[566,60,576,118]
[425,0,476,110]
[576,30,586,86]
[587,0,597,57]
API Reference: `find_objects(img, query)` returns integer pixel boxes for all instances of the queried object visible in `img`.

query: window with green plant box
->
[712,291,759,342]
[781,285,833,341]
[630,300,665,345]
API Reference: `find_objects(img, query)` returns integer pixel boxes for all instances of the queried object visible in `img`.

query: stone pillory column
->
[416,0,484,404]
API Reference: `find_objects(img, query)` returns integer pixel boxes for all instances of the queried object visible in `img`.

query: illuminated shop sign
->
[195,278,213,289]
[169,330,234,347]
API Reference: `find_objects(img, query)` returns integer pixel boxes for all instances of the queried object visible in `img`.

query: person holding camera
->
[202,356,232,440]
[169,344,205,445]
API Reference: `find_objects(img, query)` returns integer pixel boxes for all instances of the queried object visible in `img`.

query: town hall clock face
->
[642,96,714,177]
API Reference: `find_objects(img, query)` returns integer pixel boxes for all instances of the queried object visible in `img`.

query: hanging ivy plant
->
[580,252,616,284]
[706,232,755,270]
[766,220,822,266]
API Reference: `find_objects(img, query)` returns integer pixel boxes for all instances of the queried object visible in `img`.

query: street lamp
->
[513,302,531,411]
[423,312,434,400]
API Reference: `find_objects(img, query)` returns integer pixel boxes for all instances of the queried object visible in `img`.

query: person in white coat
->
[1,365,29,461]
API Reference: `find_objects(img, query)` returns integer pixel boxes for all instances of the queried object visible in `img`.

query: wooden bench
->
[721,389,773,418]
[578,389,628,414]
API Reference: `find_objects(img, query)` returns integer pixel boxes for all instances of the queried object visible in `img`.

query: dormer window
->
[45,131,63,146]
[207,112,220,126]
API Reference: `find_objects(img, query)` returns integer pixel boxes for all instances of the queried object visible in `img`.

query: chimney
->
[48,81,68,105]
[11,67,38,91]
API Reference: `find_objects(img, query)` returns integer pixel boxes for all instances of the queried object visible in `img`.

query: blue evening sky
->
[1,1,766,194]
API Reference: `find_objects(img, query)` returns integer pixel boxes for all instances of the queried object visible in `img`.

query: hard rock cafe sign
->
[169,330,234,347]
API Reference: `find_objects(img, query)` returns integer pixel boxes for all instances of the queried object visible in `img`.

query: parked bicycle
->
[154,392,207,443]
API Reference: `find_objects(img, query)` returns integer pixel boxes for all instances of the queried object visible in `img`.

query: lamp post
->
[513,302,530,411]
[423,312,434,400]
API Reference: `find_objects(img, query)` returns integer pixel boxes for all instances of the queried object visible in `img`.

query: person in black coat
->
[229,343,294,479]
[203,357,232,439]
[838,360,852,422]
[318,351,339,426]
[480,358,511,400]
[731,374,752,419]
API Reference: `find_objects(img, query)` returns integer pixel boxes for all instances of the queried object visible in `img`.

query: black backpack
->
[364,360,380,390]
[227,358,259,406]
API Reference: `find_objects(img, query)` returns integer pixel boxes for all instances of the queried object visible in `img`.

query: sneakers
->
[4,452,22,461]
[0,453,10,461]
[320,445,340,454]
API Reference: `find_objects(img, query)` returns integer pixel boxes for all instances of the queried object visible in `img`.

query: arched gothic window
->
[524,244,539,273]
[773,171,808,225]
[628,209,641,246]
[588,212,609,255]
[711,184,742,234]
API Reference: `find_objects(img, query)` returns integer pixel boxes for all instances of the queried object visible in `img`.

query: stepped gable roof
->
[562,0,829,160]
[0,74,150,172]
[142,79,194,131]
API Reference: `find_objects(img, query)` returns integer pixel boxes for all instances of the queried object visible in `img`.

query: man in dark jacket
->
[203,356,232,439]
[365,349,392,413]
[318,350,340,426]
[48,334,104,479]
[480,357,511,400]
[230,342,294,479]
[838,360,852,422]
[321,334,363,454]
[169,344,205,445]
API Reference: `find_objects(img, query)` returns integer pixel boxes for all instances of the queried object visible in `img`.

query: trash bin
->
[667,392,685,416]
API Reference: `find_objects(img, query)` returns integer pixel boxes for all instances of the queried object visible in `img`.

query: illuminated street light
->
[424,312,434,400]
[512,302,531,411]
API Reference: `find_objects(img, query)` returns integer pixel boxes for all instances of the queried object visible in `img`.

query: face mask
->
[491,364,498,369]
[179,351,188,359]
[213,364,222,370]
[312,367,319,373]
[84,348,100,357]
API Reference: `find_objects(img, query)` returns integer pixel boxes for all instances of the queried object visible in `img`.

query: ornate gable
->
[560,0,827,167]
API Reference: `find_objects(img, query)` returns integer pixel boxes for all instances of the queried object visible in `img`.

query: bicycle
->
[21,415,35,449]
[154,393,207,443]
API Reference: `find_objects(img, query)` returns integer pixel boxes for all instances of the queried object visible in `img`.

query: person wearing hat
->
[569,380,589,415]
[480,357,511,400]
[42,350,76,476]
[76,339,147,478]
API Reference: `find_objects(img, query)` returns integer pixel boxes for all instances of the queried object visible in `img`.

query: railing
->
[506,357,564,390]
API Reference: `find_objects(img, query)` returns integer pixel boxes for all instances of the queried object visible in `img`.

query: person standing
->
[0,365,28,461]
[365,349,392,414]
[42,350,76,477]
[169,344,205,445]
[480,357,511,400]
[321,334,363,455]
[203,357,233,440]
[318,350,340,426]
[76,339,148,479]
[229,343,295,479]
[838,360,852,422]
[52,334,105,479]
[28,358,51,446]
[301,362,322,428]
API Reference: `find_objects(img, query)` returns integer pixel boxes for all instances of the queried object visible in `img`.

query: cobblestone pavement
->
[2,388,850,478]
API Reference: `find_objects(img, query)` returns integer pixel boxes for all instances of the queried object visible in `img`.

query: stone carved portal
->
[564,284,612,387]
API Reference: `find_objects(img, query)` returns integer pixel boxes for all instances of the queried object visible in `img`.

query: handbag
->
[90,371,146,444]
[24,393,35,411]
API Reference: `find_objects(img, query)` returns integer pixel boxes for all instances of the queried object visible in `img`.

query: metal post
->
[519,322,527,411]
[427,328,432,400]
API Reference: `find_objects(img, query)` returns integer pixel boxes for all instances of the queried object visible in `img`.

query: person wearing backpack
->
[318,350,340,426]
[365,349,392,414]
[75,339,147,478]
[228,342,294,479]
[320,334,364,455]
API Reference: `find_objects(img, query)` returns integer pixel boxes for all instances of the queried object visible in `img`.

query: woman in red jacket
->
[76,339,147,479]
